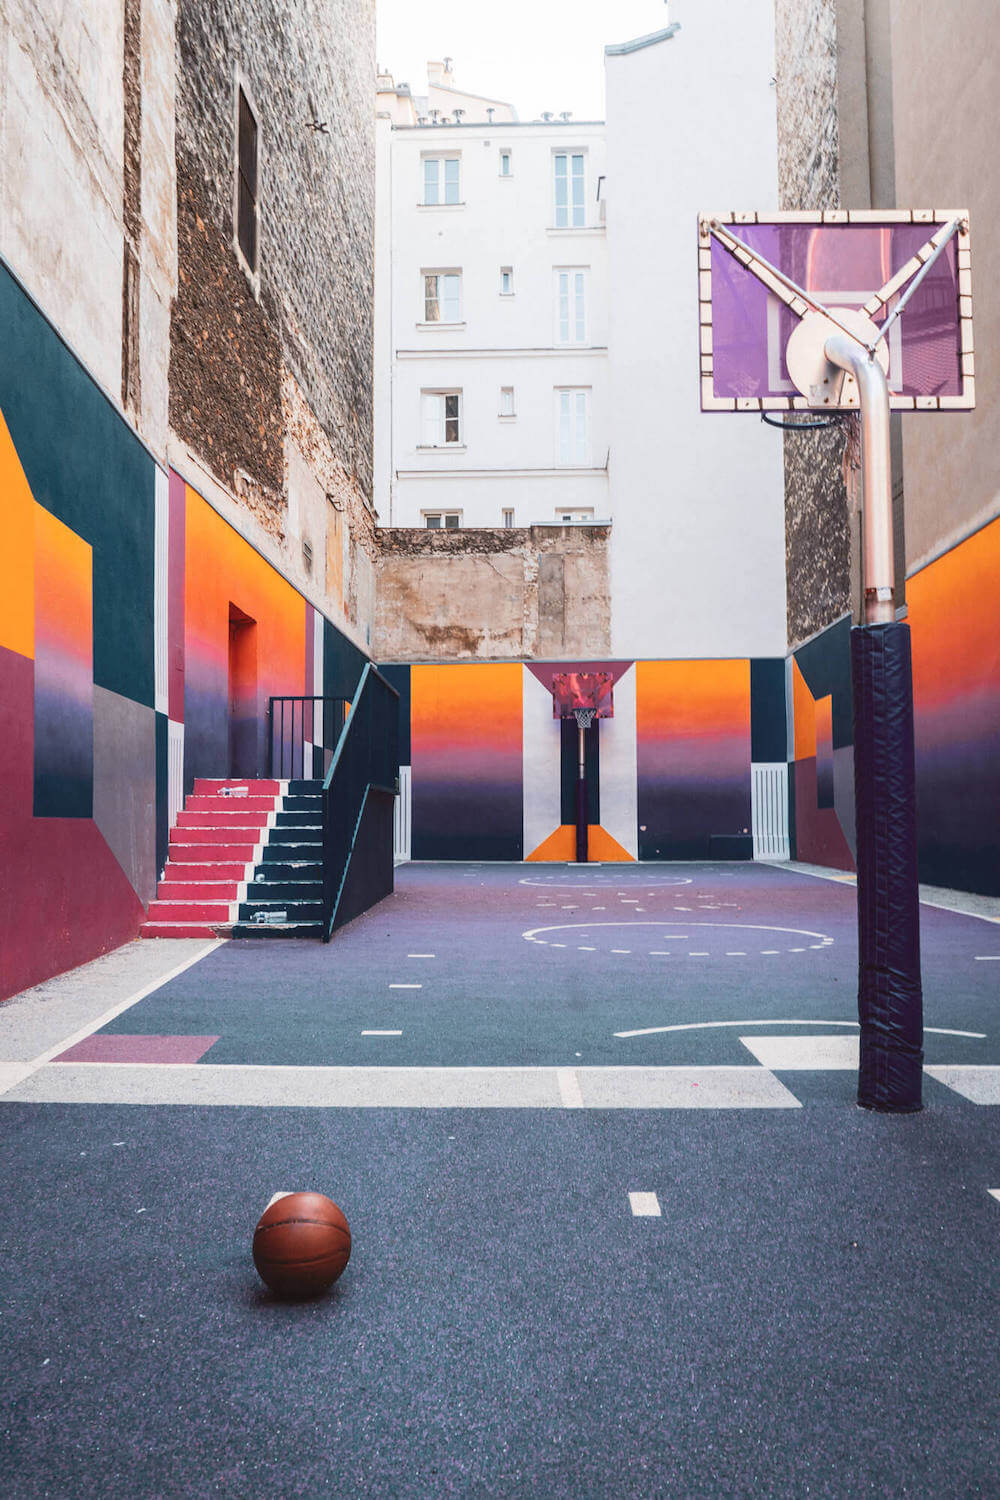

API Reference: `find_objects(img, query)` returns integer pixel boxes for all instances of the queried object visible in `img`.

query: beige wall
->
[375,526,611,662]
[887,0,1000,568]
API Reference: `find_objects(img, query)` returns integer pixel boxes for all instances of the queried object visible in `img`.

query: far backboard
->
[551,672,614,720]
[698,211,974,413]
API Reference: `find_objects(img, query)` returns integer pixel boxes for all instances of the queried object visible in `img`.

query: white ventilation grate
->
[394,765,412,862]
[752,762,789,860]
[167,721,185,829]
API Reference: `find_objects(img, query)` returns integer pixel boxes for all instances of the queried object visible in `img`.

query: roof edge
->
[605,22,681,57]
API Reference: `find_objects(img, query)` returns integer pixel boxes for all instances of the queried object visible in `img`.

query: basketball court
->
[1,863,998,1495]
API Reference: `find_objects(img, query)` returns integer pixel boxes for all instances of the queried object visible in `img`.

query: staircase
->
[142,778,325,939]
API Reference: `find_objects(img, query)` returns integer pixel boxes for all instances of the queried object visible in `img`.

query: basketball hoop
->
[573,708,596,731]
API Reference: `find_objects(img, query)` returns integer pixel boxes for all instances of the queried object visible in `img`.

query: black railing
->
[268,696,347,780]
[321,665,399,941]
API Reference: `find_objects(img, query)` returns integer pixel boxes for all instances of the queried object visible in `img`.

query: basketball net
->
[573,708,596,730]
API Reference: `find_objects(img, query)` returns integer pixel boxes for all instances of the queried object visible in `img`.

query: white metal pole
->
[823,334,895,624]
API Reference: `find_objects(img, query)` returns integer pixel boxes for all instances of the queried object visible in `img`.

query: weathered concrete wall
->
[169,0,376,640]
[374,527,611,662]
[0,0,125,395]
[774,0,854,648]
[0,0,176,455]
[888,0,1000,571]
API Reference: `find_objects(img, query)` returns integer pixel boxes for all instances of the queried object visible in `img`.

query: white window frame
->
[420,389,464,448]
[554,387,591,467]
[422,511,462,529]
[422,153,461,206]
[554,267,588,344]
[500,265,514,297]
[499,149,513,177]
[422,269,462,325]
[232,69,263,295]
[502,508,515,527]
[499,386,516,417]
[556,507,595,523]
[553,151,586,228]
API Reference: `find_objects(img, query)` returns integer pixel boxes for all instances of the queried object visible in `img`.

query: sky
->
[375,0,675,122]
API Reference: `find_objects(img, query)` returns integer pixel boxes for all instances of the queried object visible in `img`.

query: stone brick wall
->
[374,527,611,663]
[774,0,855,648]
[169,0,375,634]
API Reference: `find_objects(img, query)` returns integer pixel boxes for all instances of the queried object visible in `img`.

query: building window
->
[499,386,515,416]
[499,150,512,177]
[236,86,259,271]
[500,266,514,296]
[555,269,587,343]
[424,271,461,323]
[423,155,460,205]
[557,507,594,523]
[556,388,590,465]
[424,512,461,529]
[421,390,463,446]
[502,508,515,527]
[554,153,585,228]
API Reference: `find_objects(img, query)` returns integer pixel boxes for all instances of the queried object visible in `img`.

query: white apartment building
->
[604,4,787,659]
[375,62,609,530]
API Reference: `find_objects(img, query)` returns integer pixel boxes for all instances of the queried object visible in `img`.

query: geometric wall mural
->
[32,504,93,817]
[909,514,1000,896]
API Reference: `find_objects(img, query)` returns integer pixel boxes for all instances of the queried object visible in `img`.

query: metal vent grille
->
[751,762,790,860]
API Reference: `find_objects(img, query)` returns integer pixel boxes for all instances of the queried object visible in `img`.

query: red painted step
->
[146,899,233,923]
[155,881,242,901]
[169,824,265,844]
[160,863,247,884]
[191,786,281,798]
[181,796,277,814]
[175,809,271,829]
[168,842,258,863]
[140,922,232,939]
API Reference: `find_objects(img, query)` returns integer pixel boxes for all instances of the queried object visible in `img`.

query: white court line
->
[389,984,422,989]
[614,1019,986,1039]
[408,954,436,958]
[266,1191,294,1208]
[557,1069,584,1107]
[989,1189,1000,1204]
[0,940,223,1100]
[975,956,1000,961]
[629,1192,661,1218]
[362,1030,403,1036]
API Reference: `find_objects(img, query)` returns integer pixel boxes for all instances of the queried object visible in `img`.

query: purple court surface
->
[0,861,998,1496]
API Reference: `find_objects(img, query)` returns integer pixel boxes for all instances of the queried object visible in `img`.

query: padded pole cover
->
[851,623,923,1111]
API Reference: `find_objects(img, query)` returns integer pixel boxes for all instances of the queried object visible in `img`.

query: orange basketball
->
[252,1191,351,1298]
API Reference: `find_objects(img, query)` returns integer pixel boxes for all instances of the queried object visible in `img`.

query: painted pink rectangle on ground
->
[54,1034,220,1063]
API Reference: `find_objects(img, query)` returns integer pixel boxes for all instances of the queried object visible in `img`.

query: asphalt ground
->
[0,862,998,1497]
[34,861,1000,1073]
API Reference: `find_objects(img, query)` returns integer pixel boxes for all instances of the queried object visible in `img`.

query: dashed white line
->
[975,956,1000,961]
[389,984,422,990]
[649,951,670,956]
[578,946,597,951]
[629,1192,661,1218]
[689,952,709,957]
[726,951,747,956]
[362,1030,402,1036]
[611,949,631,954]
[760,950,780,955]
[408,954,436,958]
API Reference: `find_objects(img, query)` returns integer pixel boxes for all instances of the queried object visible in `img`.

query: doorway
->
[228,603,258,777]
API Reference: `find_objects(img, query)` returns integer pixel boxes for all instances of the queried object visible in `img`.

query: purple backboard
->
[698,211,974,413]
[551,672,614,720]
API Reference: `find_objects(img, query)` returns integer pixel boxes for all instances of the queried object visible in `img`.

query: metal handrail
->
[268,696,347,779]
[320,665,400,941]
